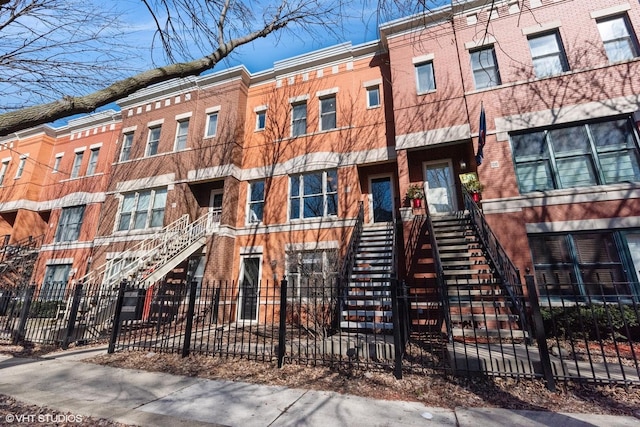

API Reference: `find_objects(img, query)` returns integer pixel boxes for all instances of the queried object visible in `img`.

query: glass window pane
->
[304,195,324,218]
[118,213,131,231]
[516,161,554,192]
[591,119,634,150]
[153,189,167,209]
[600,150,640,183]
[367,86,380,107]
[512,132,548,159]
[549,126,590,154]
[121,194,135,213]
[326,169,338,192]
[207,113,218,137]
[416,62,435,92]
[250,181,264,202]
[556,156,597,187]
[290,176,300,197]
[303,173,322,195]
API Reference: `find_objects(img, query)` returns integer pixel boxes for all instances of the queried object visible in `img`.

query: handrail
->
[0,234,44,263]
[79,212,213,290]
[462,188,531,339]
[423,211,452,342]
[339,201,364,281]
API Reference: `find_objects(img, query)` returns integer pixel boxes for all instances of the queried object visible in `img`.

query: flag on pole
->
[475,103,486,166]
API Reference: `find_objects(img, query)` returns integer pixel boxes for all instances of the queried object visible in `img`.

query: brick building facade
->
[0,0,638,307]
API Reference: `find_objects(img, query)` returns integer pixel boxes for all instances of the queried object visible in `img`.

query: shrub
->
[540,304,639,341]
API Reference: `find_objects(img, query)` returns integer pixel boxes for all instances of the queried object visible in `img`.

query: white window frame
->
[116,188,168,231]
[528,31,569,78]
[286,248,339,298]
[205,112,219,138]
[597,14,639,62]
[55,205,85,242]
[247,180,265,224]
[52,154,63,174]
[174,119,189,151]
[0,159,9,185]
[86,147,100,176]
[289,169,338,220]
[470,46,501,89]
[42,264,72,300]
[256,110,266,131]
[120,133,133,162]
[291,102,307,137]
[366,85,380,108]
[15,155,27,179]
[415,61,436,93]
[319,95,337,131]
[145,126,161,157]
[70,151,83,178]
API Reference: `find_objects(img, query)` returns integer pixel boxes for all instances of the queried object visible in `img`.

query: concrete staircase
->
[431,213,526,341]
[340,222,394,333]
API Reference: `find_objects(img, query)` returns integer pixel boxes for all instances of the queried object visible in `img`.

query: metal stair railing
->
[423,211,452,342]
[337,201,364,330]
[462,188,531,340]
[79,212,212,290]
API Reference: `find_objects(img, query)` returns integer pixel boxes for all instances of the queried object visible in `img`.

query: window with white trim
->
[205,112,218,137]
[286,249,338,298]
[70,152,83,178]
[86,148,100,176]
[120,133,133,161]
[145,126,161,157]
[291,102,307,137]
[528,31,569,78]
[174,119,189,151]
[597,15,639,62]
[247,181,264,223]
[470,46,501,89]
[52,155,62,174]
[511,117,640,193]
[415,61,436,93]
[117,188,167,231]
[256,110,266,131]
[366,85,380,108]
[320,95,336,131]
[42,264,72,300]
[0,160,9,185]
[15,156,27,179]
[290,169,338,220]
[55,205,85,242]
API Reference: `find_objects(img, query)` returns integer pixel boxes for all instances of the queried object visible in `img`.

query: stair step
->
[451,328,528,339]
[345,299,392,306]
[342,310,393,317]
[449,313,516,322]
[340,321,394,330]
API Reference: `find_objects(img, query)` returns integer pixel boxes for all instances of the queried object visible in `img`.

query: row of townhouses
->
[0,0,638,326]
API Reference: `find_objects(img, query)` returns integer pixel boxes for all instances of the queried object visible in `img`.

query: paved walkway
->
[0,346,638,426]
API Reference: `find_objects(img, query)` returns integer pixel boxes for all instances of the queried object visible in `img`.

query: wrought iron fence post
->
[391,278,403,380]
[525,275,556,391]
[181,280,198,358]
[108,280,127,354]
[14,285,35,344]
[62,283,84,350]
[277,277,288,368]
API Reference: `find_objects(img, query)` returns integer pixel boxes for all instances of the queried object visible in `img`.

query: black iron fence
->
[2,274,640,387]
[0,282,118,347]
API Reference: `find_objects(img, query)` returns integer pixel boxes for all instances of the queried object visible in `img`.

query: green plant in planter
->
[405,184,424,200]
[463,178,484,194]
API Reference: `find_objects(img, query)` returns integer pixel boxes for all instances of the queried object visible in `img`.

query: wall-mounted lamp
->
[459,160,467,170]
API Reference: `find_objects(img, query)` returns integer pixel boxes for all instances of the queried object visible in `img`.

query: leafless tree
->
[0,0,346,136]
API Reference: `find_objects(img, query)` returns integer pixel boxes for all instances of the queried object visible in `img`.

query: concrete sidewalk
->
[0,346,637,427]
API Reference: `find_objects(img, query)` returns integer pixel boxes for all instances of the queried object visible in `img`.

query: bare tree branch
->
[0,0,344,136]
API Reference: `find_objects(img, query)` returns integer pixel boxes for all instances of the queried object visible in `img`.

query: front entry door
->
[370,176,394,222]
[239,257,260,321]
[424,161,457,214]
